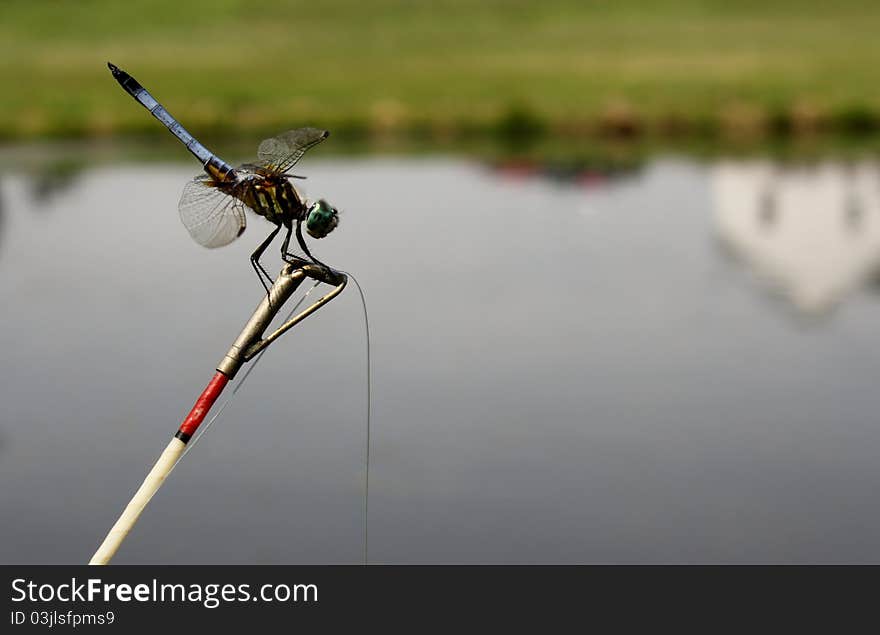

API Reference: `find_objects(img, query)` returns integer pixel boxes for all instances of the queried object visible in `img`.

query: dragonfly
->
[107,62,339,293]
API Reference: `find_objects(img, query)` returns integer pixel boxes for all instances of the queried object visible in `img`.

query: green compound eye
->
[306,199,339,238]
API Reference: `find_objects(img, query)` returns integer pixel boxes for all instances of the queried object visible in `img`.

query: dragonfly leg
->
[285,218,329,270]
[279,223,302,265]
[251,224,282,298]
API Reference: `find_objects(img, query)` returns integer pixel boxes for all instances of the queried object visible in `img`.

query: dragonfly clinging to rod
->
[107,62,339,294]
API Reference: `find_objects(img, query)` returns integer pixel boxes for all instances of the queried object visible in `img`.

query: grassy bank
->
[2,1,880,143]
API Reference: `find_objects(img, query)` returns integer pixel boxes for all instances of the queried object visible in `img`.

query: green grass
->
[2,0,880,142]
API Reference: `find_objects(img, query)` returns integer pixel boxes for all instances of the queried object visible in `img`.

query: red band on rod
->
[177,371,230,438]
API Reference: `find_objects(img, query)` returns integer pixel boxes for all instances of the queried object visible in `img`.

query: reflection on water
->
[713,161,880,314]
[28,160,84,206]
[14,152,880,319]
[490,158,642,188]
[2,154,880,564]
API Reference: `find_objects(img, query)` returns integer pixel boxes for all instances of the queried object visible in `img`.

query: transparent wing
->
[257,127,329,174]
[178,176,247,248]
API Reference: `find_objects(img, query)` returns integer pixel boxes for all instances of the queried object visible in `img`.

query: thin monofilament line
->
[341,270,372,566]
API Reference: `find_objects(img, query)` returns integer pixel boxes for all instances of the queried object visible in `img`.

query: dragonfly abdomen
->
[107,63,235,181]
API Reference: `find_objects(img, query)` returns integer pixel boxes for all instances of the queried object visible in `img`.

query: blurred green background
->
[2,0,880,149]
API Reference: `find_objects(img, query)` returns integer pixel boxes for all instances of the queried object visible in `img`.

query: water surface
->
[1,155,879,563]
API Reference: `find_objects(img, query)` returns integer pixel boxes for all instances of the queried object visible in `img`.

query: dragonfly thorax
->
[236,175,306,226]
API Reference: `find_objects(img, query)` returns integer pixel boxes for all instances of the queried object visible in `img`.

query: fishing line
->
[340,270,372,565]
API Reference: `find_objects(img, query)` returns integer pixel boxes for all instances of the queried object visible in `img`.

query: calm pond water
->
[1,153,880,563]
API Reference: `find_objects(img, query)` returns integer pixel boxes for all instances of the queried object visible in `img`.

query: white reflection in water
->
[713,161,880,314]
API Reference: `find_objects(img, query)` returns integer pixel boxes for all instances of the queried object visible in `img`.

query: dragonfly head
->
[305,199,339,238]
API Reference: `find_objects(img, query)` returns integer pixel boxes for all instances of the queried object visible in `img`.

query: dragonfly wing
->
[178,176,247,248]
[257,127,329,174]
